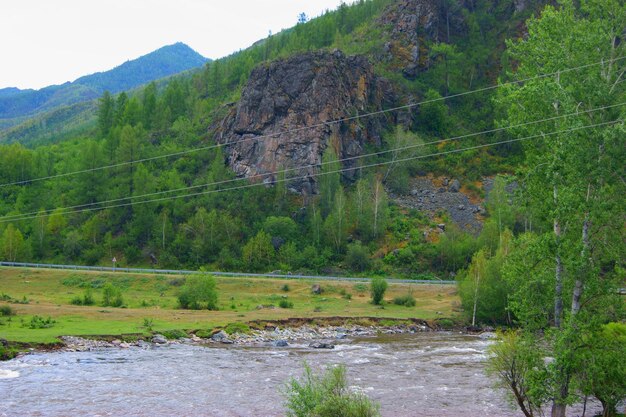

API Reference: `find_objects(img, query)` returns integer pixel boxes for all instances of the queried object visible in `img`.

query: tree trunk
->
[553,184,563,329]
[571,214,590,316]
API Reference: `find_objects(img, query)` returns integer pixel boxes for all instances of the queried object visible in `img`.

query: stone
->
[211,330,233,344]
[309,341,335,349]
[458,204,465,211]
[336,333,348,340]
[311,284,323,295]
[152,334,167,344]
[449,179,461,192]
[410,188,418,196]
[272,340,289,347]
[436,223,446,231]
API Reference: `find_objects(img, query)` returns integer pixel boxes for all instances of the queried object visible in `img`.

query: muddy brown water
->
[0,332,602,416]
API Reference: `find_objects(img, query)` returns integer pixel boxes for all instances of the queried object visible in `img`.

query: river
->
[0,332,602,416]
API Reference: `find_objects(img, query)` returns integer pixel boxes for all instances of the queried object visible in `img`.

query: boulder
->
[152,334,168,344]
[311,284,323,295]
[309,341,335,349]
[211,330,233,344]
[449,179,461,192]
[272,340,289,347]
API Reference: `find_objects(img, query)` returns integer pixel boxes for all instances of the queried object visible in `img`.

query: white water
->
[0,332,603,417]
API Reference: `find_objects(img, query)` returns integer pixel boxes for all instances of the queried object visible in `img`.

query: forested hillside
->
[0,43,208,142]
[0,0,623,299]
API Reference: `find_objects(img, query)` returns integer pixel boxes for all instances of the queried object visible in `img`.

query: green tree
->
[178,273,218,310]
[496,2,626,415]
[370,277,387,305]
[97,91,115,137]
[1,224,28,262]
[242,230,275,271]
[319,145,341,217]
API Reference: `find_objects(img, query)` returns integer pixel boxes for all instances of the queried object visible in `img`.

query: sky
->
[0,0,347,90]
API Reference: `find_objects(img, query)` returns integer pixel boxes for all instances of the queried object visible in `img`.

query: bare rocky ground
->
[388,176,496,234]
[56,322,435,353]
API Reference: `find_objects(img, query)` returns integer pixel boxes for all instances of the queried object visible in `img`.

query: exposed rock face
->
[213,50,395,194]
[378,0,440,77]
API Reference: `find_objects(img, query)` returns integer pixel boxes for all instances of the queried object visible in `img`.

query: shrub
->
[71,288,95,306]
[0,305,16,316]
[224,322,250,335]
[281,284,291,292]
[195,328,213,338]
[353,283,367,293]
[393,294,416,307]
[161,329,187,340]
[370,277,388,305]
[279,298,294,309]
[178,273,218,310]
[102,283,124,307]
[26,315,56,329]
[345,243,371,272]
[284,363,380,417]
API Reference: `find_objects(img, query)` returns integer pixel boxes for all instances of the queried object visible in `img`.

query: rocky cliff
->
[213,50,395,194]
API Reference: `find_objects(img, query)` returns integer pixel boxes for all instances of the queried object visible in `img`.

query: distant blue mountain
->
[0,42,208,122]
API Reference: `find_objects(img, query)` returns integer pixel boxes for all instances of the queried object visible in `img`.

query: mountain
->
[0,43,208,133]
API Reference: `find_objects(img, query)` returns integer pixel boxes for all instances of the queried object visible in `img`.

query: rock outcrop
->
[213,50,395,194]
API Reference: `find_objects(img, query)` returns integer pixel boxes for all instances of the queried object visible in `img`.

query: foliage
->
[101,283,124,307]
[279,298,294,309]
[26,315,56,329]
[223,322,250,335]
[160,329,188,340]
[284,363,380,417]
[178,273,218,310]
[487,331,547,417]
[0,305,16,316]
[370,277,388,305]
[70,288,95,306]
[345,242,371,272]
[575,323,626,417]
[392,294,416,307]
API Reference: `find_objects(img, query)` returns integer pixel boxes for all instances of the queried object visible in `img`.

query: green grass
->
[0,267,458,343]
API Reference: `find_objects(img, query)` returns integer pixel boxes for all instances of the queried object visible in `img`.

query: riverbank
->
[3,316,470,359]
[0,267,460,360]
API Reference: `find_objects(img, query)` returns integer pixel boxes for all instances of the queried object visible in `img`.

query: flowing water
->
[0,332,601,416]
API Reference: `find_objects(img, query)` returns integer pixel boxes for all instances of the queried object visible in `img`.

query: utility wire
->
[0,56,623,189]
[1,102,622,222]
[1,118,620,224]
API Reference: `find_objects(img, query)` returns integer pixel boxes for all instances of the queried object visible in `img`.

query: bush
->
[71,288,95,306]
[393,294,416,307]
[224,322,250,335]
[195,328,213,338]
[370,277,388,305]
[345,243,371,272]
[281,284,291,292]
[284,363,380,417]
[102,283,124,307]
[178,273,218,310]
[161,329,187,340]
[26,315,56,329]
[279,298,294,309]
[0,305,15,317]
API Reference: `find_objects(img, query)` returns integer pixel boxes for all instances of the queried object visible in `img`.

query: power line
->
[1,119,620,224]
[0,56,623,188]
[2,102,622,222]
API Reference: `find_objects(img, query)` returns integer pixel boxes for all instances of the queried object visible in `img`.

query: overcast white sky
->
[0,0,347,90]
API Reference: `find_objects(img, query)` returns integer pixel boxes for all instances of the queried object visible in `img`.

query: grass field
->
[0,267,459,344]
